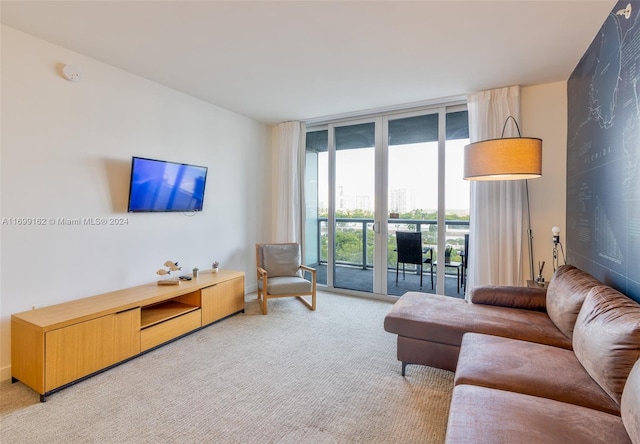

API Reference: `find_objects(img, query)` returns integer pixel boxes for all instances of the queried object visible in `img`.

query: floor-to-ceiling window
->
[304,103,469,297]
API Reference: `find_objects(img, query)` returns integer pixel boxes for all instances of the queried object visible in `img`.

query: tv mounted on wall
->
[127,156,208,212]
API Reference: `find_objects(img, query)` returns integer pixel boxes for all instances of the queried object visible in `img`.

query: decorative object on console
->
[552,226,566,271]
[212,261,219,272]
[156,260,182,285]
[463,115,543,281]
[192,267,199,278]
[164,261,181,272]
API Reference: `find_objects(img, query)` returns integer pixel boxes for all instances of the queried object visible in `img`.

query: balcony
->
[310,218,469,297]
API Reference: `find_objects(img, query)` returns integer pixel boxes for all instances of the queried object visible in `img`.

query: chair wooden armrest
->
[300,265,316,287]
[300,264,316,277]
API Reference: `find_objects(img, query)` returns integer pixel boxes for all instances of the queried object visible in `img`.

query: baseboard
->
[1,364,12,382]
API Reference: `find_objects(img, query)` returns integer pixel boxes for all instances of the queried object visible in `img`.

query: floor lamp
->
[463,116,542,282]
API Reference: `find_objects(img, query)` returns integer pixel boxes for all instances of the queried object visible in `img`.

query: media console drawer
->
[140,309,202,351]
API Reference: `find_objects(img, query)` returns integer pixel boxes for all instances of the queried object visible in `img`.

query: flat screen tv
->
[127,157,208,212]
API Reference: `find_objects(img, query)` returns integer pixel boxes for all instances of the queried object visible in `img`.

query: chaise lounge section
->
[384,265,599,373]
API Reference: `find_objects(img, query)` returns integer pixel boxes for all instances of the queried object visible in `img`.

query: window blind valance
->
[306,110,468,152]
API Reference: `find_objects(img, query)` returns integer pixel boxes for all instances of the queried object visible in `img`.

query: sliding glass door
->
[304,105,469,297]
[386,112,439,296]
[305,119,382,293]
[332,121,378,292]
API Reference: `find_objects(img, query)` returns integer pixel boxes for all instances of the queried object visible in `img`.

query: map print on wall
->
[567,1,640,302]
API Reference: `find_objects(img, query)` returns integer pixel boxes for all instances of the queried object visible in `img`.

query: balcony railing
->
[315,217,469,270]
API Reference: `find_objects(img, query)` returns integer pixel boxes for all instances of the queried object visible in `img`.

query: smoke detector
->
[61,65,81,82]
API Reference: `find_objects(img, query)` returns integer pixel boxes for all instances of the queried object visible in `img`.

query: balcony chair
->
[462,233,469,291]
[255,242,317,315]
[395,231,433,289]
[432,246,464,293]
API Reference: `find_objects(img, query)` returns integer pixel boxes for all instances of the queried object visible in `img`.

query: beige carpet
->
[1,291,453,443]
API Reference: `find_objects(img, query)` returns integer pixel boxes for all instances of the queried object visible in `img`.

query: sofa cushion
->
[455,333,620,415]
[445,385,631,444]
[546,264,602,340]
[261,244,301,277]
[621,358,640,443]
[470,285,547,311]
[384,292,571,350]
[573,285,640,404]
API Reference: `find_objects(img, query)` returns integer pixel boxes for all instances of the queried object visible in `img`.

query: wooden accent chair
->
[255,243,317,315]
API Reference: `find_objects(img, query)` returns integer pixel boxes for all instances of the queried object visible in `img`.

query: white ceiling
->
[1,1,616,124]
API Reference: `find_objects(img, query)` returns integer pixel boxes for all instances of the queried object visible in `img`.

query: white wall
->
[0,25,271,380]
[522,81,567,282]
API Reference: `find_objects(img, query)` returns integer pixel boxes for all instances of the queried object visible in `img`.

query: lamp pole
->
[525,180,534,282]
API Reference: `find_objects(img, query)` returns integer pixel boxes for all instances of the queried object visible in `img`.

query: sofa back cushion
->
[573,285,640,404]
[622,358,640,443]
[546,265,602,340]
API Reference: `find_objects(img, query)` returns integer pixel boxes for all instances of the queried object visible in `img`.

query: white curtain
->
[466,86,526,294]
[271,121,306,243]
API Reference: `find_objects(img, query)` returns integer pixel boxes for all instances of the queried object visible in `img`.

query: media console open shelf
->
[11,269,245,401]
[141,300,199,328]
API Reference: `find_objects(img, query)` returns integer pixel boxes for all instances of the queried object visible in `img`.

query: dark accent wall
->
[567,0,640,302]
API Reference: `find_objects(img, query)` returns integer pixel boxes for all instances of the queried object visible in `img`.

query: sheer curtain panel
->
[466,86,527,294]
[271,121,305,243]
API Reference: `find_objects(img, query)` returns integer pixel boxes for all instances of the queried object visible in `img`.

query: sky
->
[318,139,470,213]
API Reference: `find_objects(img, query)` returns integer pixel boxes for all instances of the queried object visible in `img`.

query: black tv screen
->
[127,157,208,212]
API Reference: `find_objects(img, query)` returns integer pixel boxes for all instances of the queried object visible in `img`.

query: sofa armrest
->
[470,286,547,312]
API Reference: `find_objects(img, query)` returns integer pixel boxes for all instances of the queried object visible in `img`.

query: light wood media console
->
[11,269,245,401]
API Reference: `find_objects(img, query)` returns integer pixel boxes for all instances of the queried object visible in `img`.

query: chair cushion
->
[546,264,602,340]
[262,244,301,277]
[573,285,640,404]
[621,359,640,443]
[258,276,311,295]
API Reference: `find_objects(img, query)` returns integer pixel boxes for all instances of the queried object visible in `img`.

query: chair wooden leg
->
[296,294,316,311]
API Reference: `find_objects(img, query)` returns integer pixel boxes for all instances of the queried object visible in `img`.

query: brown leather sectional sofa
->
[384,265,640,443]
